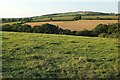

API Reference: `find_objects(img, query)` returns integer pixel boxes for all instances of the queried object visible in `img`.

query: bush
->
[2,24,13,31]
[11,24,32,32]
[1,22,119,38]
[33,24,60,34]
[108,24,118,34]
[62,29,72,35]
[76,29,97,37]
[98,33,107,38]
[94,24,109,34]
[108,33,119,38]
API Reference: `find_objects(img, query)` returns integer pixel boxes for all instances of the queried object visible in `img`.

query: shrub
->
[12,24,32,32]
[98,33,107,38]
[108,24,118,34]
[76,29,97,37]
[108,33,119,38]
[62,29,72,35]
[1,22,119,38]
[39,24,59,34]
[2,24,13,31]
[94,24,109,34]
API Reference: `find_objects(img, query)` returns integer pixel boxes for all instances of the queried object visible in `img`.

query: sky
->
[0,0,119,18]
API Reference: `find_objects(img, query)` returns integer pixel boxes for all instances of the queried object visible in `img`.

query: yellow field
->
[26,20,118,31]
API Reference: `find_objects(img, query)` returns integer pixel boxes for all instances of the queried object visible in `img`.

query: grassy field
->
[2,32,119,78]
[26,20,117,31]
[81,15,118,20]
[0,22,20,26]
[32,13,118,22]
[52,16,76,21]
[32,16,76,22]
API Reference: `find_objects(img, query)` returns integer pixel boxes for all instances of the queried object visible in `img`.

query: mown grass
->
[2,32,119,78]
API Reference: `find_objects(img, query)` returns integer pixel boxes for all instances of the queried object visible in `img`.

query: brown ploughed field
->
[26,20,117,31]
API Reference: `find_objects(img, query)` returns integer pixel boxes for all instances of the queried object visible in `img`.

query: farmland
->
[81,15,118,20]
[26,20,118,31]
[32,16,76,22]
[32,11,118,21]
[2,32,119,78]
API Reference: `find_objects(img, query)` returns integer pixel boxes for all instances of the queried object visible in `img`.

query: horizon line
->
[1,11,118,18]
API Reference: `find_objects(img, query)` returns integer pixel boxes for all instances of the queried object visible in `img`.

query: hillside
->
[31,11,117,22]
[2,32,119,78]
[2,11,118,23]
[33,11,114,18]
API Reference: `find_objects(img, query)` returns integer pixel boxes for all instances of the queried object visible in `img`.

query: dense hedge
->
[1,23,119,38]
[96,23,119,38]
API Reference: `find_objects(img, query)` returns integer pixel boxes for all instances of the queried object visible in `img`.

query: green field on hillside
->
[32,16,76,22]
[52,16,76,21]
[2,32,119,78]
[32,15,117,22]
[0,22,20,26]
[82,15,118,20]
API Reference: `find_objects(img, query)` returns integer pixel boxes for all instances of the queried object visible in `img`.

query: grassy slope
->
[82,15,118,20]
[32,15,117,22]
[2,32,118,78]
[32,11,117,21]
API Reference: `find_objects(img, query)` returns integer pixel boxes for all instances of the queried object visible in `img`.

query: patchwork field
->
[26,20,117,31]
[2,32,119,78]
[81,15,118,20]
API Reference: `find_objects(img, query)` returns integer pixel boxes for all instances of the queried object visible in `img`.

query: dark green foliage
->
[73,14,81,20]
[94,24,109,34]
[95,23,119,38]
[108,33,119,38]
[38,24,59,34]
[108,24,118,34]
[12,24,32,32]
[1,23,119,38]
[62,29,73,35]
[2,24,13,31]
[76,29,97,37]
[33,24,61,34]
[98,33,107,38]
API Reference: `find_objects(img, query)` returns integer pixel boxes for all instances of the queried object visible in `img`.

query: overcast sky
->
[0,0,119,18]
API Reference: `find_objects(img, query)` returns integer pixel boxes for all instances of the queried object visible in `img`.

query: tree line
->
[1,23,119,38]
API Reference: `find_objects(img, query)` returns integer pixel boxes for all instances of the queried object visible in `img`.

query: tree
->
[33,23,60,34]
[2,24,13,31]
[108,24,118,34]
[94,24,109,34]
[74,14,81,20]
[20,25,32,32]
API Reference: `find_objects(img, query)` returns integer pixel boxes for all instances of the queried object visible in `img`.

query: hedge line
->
[1,23,119,38]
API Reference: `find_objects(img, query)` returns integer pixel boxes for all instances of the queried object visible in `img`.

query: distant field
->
[2,32,118,78]
[52,16,76,21]
[32,16,76,22]
[0,22,20,25]
[82,15,118,20]
[26,20,118,31]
